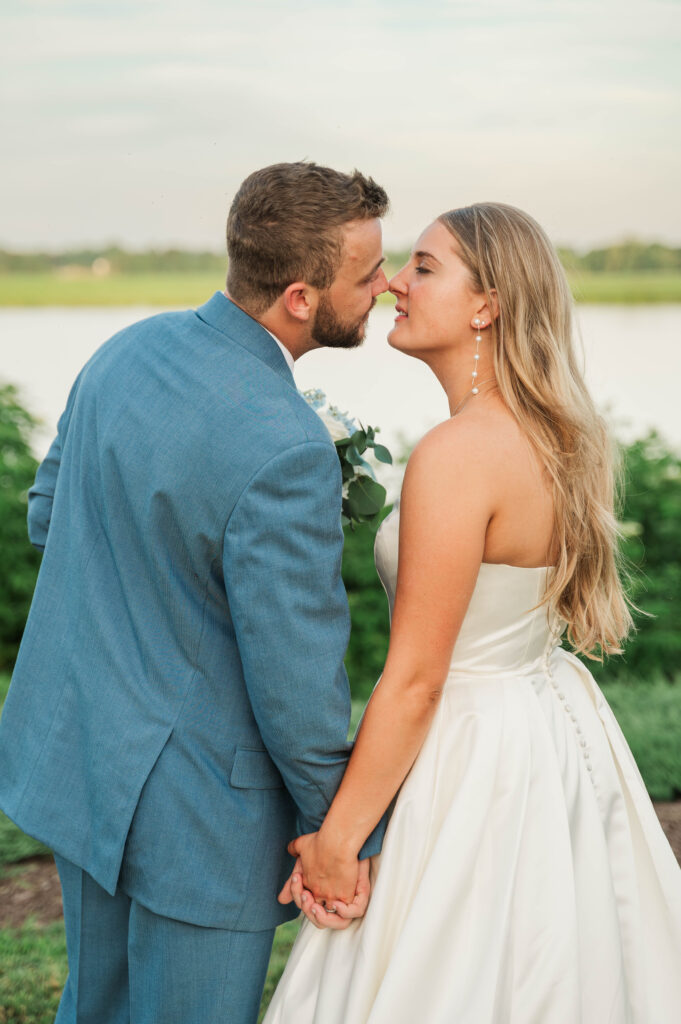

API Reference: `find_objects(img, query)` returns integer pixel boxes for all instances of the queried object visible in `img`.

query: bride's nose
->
[388,267,408,297]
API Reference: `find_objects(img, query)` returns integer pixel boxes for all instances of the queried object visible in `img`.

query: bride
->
[265,203,681,1023]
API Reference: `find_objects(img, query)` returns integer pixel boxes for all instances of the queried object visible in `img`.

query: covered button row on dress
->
[541,621,595,782]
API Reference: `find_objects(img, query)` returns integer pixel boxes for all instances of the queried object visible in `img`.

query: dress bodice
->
[374,505,565,676]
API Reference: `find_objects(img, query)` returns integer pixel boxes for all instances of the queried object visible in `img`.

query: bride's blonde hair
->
[439,202,632,658]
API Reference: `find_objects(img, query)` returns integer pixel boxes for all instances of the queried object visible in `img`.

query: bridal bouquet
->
[303,389,392,529]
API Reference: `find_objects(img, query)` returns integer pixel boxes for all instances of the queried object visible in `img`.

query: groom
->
[0,162,389,1022]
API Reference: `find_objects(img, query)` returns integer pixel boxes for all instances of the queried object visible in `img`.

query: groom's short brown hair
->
[226,161,389,314]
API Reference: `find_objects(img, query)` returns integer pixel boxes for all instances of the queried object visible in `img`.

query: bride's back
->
[464,397,557,570]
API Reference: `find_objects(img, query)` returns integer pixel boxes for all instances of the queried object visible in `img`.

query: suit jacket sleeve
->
[27,373,82,551]
[222,439,386,856]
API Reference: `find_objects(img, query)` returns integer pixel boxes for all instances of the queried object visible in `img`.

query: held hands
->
[287,831,359,904]
[277,831,372,930]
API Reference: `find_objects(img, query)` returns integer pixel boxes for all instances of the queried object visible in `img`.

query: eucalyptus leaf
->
[347,477,387,515]
[344,494,361,518]
[372,443,393,464]
[350,430,367,453]
[346,445,364,466]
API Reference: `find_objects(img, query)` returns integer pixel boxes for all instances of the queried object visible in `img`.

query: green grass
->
[567,270,681,304]
[1,269,680,307]
[0,920,67,1023]
[0,815,50,869]
[0,272,227,308]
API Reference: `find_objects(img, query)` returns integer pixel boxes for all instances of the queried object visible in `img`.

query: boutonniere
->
[303,389,392,529]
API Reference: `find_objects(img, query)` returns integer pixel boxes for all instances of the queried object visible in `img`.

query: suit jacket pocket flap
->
[230,747,284,790]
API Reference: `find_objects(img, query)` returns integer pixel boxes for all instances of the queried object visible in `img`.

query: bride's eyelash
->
[415,267,431,275]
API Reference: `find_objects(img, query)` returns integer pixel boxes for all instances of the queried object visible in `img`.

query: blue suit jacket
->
[0,292,385,930]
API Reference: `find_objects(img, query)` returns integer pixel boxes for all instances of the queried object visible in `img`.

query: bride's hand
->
[278,857,371,931]
[285,830,359,906]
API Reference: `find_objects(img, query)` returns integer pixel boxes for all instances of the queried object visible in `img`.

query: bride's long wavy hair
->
[439,202,632,658]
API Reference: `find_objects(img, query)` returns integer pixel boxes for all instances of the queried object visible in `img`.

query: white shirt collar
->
[262,326,295,375]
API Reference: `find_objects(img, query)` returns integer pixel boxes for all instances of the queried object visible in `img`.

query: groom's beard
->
[311,293,376,350]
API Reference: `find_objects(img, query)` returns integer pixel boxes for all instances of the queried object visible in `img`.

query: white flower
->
[319,409,352,443]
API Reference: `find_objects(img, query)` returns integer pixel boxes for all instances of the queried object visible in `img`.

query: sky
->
[2,0,680,253]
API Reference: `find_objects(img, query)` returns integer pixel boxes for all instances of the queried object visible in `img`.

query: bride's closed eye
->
[415,267,432,275]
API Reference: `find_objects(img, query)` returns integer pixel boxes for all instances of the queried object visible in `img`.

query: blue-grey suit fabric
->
[0,292,385,934]
[54,854,275,1024]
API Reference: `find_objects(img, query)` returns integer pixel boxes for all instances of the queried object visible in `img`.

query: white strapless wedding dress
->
[265,507,681,1023]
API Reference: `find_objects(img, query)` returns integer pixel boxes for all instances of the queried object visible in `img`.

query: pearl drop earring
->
[472,317,484,394]
[450,316,494,418]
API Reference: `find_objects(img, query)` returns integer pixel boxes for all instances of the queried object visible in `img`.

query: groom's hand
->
[285,831,358,906]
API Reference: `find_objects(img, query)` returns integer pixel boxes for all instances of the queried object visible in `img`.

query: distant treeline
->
[1,240,681,275]
[557,242,681,273]
[0,247,226,274]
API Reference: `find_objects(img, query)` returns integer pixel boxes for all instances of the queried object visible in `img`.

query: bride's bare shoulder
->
[406,402,513,477]
[401,411,493,517]
[402,402,533,523]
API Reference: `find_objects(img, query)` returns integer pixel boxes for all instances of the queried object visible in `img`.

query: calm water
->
[1,304,680,461]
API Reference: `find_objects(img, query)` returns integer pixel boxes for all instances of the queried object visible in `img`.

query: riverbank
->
[2,270,681,306]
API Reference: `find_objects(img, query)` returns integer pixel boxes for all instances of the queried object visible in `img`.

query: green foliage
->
[588,433,681,683]
[337,426,392,530]
[0,386,41,671]
[301,390,393,531]
[558,240,681,273]
[0,247,226,275]
[342,511,391,702]
[2,240,678,278]
[600,679,681,800]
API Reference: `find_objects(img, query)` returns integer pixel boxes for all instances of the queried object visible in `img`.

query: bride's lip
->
[394,308,408,321]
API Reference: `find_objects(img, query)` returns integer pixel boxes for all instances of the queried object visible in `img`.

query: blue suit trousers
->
[54,856,276,1024]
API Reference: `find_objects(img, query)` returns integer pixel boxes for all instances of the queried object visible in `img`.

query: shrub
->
[342,511,391,703]
[589,433,681,683]
[0,385,41,670]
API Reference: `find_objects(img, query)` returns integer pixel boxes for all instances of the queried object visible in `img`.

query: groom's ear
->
[282,282,315,323]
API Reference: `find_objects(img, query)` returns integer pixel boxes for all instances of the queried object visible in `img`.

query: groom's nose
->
[372,268,389,297]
